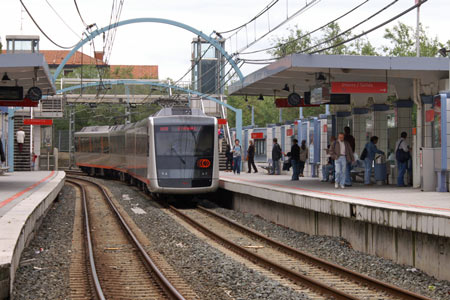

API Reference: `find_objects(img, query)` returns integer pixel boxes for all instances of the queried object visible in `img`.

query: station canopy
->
[229,54,450,98]
[0,53,56,96]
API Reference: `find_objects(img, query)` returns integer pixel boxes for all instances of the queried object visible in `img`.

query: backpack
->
[396,140,410,163]
[360,147,368,160]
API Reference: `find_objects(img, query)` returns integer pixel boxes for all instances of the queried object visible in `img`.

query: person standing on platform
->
[247,140,258,173]
[363,136,384,185]
[0,138,5,165]
[289,139,300,180]
[329,132,355,189]
[16,127,25,153]
[344,126,355,187]
[299,140,308,177]
[321,136,336,182]
[395,132,411,187]
[271,138,282,175]
[225,144,233,172]
[232,139,242,175]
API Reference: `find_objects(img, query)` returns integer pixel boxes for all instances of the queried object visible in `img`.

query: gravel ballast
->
[199,200,450,300]
[12,185,76,300]
[93,178,311,300]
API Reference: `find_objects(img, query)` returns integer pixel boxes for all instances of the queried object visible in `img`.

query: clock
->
[27,87,42,101]
[287,92,301,106]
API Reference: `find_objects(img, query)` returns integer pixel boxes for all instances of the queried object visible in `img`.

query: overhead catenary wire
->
[45,0,82,39]
[300,0,399,54]
[238,0,370,56]
[73,0,88,28]
[308,0,428,54]
[216,0,280,35]
[19,0,80,49]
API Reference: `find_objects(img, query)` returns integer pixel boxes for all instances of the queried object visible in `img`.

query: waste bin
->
[374,154,387,184]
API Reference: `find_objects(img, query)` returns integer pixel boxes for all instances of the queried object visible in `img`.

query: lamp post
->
[247,105,254,126]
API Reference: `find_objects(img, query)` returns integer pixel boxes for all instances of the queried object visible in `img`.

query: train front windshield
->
[154,124,214,187]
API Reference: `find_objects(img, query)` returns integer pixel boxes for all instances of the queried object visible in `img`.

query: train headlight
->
[197,159,211,168]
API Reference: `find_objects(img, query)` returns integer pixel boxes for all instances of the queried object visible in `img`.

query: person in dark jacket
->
[329,132,355,189]
[225,144,233,172]
[363,136,384,185]
[247,140,258,173]
[344,126,356,186]
[0,138,5,164]
[290,139,300,180]
[271,138,282,175]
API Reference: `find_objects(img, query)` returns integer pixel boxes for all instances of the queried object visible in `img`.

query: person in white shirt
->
[16,127,25,153]
[395,131,410,187]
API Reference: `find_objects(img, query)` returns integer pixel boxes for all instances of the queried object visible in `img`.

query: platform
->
[0,171,65,300]
[219,171,450,281]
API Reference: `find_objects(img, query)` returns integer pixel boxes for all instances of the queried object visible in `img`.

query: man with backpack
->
[395,132,410,187]
[271,138,282,175]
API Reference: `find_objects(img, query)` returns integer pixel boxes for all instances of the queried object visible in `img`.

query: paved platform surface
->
[0,171,58,217]
[220,171,450,218]
[0,171,65,299]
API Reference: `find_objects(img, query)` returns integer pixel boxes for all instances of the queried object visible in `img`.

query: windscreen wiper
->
[171,146,186,164]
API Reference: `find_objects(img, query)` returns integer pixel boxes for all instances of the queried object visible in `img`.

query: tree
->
[383,22,448,57]
[270,26,313,57]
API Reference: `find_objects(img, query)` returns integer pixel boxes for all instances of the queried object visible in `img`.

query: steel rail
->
[67,176,186,300]
[66,179,106,300]
[197,206,431,300]
[169,205,357,300]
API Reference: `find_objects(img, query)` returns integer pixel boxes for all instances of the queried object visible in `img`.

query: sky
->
[1,0,449,81]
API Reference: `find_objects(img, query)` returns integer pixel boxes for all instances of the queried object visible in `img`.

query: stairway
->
[13,114,31,171]
[219,138,228,171]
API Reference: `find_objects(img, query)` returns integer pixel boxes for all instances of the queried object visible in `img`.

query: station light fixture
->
[282,84,290,92]
[316,73,326,82]
[1,73,11,81]
[439,48,449,57]
[257,94,264,101]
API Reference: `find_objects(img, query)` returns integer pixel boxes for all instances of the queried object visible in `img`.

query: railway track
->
[169,205,431,300]
[66,176,190,300]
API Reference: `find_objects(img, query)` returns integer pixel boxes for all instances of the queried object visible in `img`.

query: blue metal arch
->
[52,18,244,84]
[56,80,243,147]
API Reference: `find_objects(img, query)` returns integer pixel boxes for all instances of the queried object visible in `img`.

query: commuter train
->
[74,107,219,194]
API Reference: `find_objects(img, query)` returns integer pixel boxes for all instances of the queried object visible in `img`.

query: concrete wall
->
[228,190,450,281]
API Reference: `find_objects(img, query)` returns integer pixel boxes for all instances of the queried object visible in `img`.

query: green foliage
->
[270,26,313,57]
[383,22,448,57]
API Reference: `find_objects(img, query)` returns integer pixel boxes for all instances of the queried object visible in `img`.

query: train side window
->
[102,137,109,153]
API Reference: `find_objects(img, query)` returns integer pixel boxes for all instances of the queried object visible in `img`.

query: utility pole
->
[125,85,131,124]
[68,104,75,169]
[416,0,421,57]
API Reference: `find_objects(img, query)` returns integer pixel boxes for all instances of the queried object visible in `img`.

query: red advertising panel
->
[286,128,293,137]
[331,82,387,94]
[23,119,53,126]
[251,132,264,139]
[323,124,328,133]
[425,109,435,122]
[218,118,227,125]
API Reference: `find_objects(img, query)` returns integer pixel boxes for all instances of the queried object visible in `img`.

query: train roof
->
[75,126,110,136]
[155,107,205,116]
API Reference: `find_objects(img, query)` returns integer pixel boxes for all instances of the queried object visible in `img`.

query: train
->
[74,107,219,194]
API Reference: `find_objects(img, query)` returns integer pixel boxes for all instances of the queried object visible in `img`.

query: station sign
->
[331,82,387,94]
[23,119,53,126]
[0,97,39,107]
[275,98,319,108]
[251,132,264,139]
[218,119,227,125]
